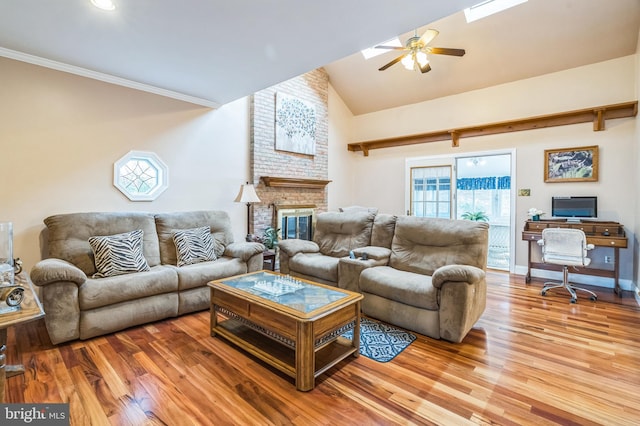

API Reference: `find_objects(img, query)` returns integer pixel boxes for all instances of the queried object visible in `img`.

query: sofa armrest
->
[224,242,265,262]
[431,264,485,289]
[353,246,391,262]
[278,239,319,257]
[30,258,87,287]
[432,264,487,343]
[30,258,85,344]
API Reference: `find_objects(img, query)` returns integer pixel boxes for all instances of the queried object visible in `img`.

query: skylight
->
[361,37,402,60]
[464,0,527,23]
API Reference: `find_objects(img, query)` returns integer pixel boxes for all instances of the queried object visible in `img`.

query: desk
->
[522,220,627,295]
[0,273,45,402]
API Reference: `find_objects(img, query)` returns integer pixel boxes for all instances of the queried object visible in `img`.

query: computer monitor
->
[551,196,597,221]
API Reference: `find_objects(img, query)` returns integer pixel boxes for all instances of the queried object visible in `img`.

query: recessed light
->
[91,0,116,11]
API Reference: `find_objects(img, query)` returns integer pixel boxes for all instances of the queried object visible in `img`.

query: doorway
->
[406,150,515,271]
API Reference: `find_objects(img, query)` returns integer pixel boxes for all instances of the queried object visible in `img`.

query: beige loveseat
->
[278,211,489,343]
[30,210,264,344]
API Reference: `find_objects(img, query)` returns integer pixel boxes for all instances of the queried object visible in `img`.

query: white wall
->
[330,55,638,286]
[0,57,252,271]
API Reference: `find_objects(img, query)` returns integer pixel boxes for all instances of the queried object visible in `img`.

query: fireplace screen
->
[278,208,314,241]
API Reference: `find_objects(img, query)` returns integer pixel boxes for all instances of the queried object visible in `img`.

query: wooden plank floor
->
[5,272,640,425]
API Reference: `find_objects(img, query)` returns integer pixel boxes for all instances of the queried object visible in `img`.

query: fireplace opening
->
[277,206,315,241]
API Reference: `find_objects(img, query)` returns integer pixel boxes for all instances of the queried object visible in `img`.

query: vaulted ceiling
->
[1,0,638,115]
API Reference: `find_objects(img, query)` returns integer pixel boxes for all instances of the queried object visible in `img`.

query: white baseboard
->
[512,265,635,292]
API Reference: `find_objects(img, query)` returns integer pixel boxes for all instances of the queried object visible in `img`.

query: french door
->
[406,151,515,271]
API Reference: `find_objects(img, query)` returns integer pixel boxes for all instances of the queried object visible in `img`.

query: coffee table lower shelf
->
[213,318,357,388]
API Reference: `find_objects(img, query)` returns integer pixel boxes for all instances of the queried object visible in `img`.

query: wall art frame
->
[274,92,316,156]
[544,145,599,183]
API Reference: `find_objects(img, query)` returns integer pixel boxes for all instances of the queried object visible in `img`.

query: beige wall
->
[635,29,640,299]
[0,57,252,271]
[330,55,638,288]
[327,84,355,211]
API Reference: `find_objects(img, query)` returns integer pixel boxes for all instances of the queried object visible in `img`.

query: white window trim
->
[113,150,169,201]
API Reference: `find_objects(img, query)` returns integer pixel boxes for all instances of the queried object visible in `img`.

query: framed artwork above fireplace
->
[275,93,316,156]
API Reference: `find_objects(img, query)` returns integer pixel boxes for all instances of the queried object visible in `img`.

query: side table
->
[0,272,45,402]
[263,250,276,271]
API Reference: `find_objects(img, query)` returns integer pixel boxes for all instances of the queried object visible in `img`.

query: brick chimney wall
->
[249,68,329,238]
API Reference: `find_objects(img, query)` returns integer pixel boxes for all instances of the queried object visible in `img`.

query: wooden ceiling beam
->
[347,101,638,156]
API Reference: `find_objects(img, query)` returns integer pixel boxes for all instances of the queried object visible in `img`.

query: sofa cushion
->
[79,265,178,310]
[173,226,217,267]
[89,229,151,278]
[155,211,234,265]
[313,211,376,257]
[173,257,247,291]
[371,214,397,249]
[44,212,161,276]
[289,252,340,283]
[360,266,439,311]
[390,216,489,276]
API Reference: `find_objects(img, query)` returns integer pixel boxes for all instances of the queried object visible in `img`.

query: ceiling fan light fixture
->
[416,51,429,67]
[401,54,415,70]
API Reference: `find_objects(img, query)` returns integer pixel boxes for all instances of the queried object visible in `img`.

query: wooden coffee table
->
[208,271,362,391]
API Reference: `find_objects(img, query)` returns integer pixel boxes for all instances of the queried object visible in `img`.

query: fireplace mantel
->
[261,176,331,189]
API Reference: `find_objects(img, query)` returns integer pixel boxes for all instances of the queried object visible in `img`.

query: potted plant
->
[261,227,279,250]
[461,211,490,222]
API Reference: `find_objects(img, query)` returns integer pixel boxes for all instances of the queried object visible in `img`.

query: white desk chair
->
[537,228,597,303]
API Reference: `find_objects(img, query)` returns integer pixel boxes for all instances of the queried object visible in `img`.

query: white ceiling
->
[0,0,475,108]
[1,0,638,115]
[326,0,640,115]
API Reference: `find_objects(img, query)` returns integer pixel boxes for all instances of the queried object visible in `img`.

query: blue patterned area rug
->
[342,318,417,363]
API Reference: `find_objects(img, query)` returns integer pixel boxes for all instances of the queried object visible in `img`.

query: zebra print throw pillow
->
[173,226,217,267]
[89,229,150,278]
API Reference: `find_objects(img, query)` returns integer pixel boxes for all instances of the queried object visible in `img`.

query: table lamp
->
[234,182,261,241]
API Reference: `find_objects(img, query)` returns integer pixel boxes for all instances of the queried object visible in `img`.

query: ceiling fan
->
[376,29,465,73]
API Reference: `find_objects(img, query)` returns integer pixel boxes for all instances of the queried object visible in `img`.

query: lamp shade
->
[234,183,261,204]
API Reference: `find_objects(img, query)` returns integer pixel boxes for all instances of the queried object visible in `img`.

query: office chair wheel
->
[570,298,577,304]
[590,295,597,301]
[541,290,547,296]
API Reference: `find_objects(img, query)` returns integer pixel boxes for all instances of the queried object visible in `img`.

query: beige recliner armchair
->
[354,216,489,343]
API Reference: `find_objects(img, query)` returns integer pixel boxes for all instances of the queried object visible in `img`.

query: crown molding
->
[0,47,220,109]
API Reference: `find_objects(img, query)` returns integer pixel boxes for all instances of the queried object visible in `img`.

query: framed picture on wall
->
[544,145,599,183]
[275,93,316,156]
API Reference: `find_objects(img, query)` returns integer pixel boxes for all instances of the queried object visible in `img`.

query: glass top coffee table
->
[208,271,363,391]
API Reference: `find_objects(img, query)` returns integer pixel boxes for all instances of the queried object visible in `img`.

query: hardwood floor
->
[5,272,640,425]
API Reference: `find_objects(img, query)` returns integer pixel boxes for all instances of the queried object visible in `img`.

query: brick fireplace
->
[249,68,329,241]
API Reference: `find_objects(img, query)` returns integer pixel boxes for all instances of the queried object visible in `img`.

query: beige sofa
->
[279,211,489,343]
[30,210,264,344]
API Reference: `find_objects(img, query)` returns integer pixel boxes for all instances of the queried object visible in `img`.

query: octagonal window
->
[114,151,168,201]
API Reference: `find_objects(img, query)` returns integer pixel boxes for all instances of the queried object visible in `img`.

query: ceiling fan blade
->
[419,62,432,74]
[378,54,406,71]
[374,45,405,51]
[419,29,439,46]
[429,47,466,57]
